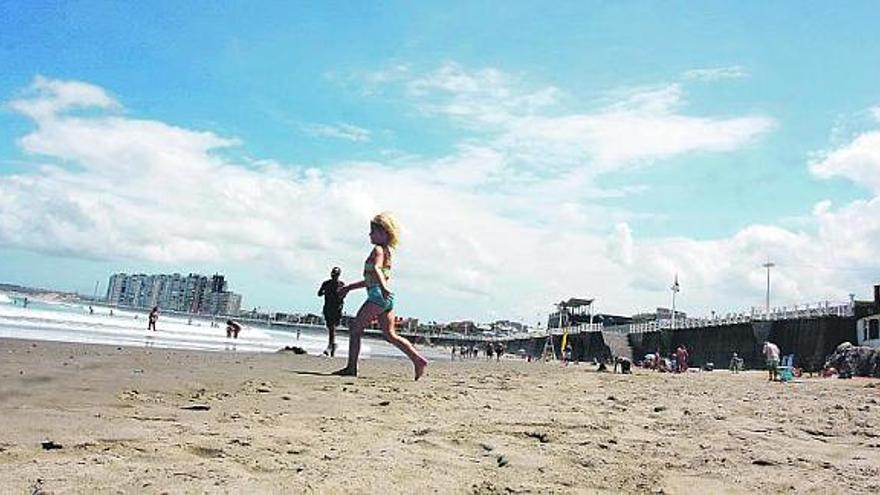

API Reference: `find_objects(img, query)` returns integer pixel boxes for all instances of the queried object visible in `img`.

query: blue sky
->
[1,1,879,322]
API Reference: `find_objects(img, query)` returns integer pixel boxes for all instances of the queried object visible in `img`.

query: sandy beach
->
[1,338,878,494]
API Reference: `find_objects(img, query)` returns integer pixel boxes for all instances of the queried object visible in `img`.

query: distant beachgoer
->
[451,346,456,361]
[763,341,781,381]
[109,309,114,317]
[226,319,242,339]
[614,356,632,374]
[88,305,94,315]
[318,266,346,357]
[23,297,28,308]
[333,212,428,380]
[487,344,494,360]
[675,346,689,373]
[148,306,159,331]
[563,344,573,366]
[495,342,504,361]
[729,352,743,373]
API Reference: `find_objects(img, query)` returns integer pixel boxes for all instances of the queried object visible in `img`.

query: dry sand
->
[1,338,879,494]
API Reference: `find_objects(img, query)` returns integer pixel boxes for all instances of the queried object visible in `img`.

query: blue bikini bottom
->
[366,285,394,313]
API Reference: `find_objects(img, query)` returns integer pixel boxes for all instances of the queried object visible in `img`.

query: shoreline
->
[1,337,879,493]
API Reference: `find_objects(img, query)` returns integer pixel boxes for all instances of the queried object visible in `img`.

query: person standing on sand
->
[334,212,428,380]
[729,352,743,373]
[763,341,781,381]
[148,306,159,332]
[318,267,345,357]
[675,345,689,373]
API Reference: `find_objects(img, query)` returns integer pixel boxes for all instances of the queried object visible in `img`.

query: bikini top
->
[364,262,391,282]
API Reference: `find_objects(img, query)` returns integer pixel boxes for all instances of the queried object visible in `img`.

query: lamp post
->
[762,261,775,317]
[670,274,680,329]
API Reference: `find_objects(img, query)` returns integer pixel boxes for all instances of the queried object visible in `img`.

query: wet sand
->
[1,338,878,494]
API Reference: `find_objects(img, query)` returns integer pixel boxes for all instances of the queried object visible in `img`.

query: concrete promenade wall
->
[627,316,857,371]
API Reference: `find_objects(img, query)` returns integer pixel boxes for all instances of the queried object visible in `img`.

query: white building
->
[105,272,242,315]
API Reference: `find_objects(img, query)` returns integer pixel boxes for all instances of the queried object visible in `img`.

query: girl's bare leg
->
[378,310,428,381]
[334,302,383,377]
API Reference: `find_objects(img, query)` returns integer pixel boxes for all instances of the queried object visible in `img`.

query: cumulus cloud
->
[8,75,121,120]
[5,71,869,322]
[628,117,880,313]
[809,130,880,193]
[1,76,638,321]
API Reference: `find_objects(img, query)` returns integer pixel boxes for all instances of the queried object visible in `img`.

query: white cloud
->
[403,62,560,127]
[682,65,749,81]
[609,223,633,266]
[392,65,774,172]
[809,130,880,193]
[1,76,641,321]
[4,72,874,323]
[626,122,880,313]
[302,122,371,142]
[8,75,121,120]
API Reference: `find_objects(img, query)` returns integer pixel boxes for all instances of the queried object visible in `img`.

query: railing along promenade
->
[608,299,855,334]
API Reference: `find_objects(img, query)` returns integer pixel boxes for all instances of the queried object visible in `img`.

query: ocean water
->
[0,294,442,360]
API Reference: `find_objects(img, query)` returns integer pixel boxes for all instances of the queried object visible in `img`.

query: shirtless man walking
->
[318,267,345,357]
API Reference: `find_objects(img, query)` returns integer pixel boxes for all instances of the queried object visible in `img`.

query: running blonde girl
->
[335,212,428,380]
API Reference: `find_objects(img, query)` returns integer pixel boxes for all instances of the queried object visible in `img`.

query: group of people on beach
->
[450,342,505,361]
[641,345,690,372]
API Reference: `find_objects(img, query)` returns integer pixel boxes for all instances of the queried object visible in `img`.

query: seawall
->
[627,316,857,370]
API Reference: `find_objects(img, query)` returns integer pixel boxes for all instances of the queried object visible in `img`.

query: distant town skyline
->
[1,2,879,323]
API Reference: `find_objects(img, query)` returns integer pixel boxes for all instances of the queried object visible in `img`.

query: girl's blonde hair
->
[371,211,400,249]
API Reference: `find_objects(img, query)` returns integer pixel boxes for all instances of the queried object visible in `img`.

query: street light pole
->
[670,274,680,329]
[762,261,775,317]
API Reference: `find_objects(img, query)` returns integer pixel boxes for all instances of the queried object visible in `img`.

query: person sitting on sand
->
[226,319,242,339]
[614,356,632,374]
[334,212,428,380]
[148,306,159,332]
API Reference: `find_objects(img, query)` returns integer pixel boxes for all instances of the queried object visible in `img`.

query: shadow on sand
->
[285,370,340,377]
